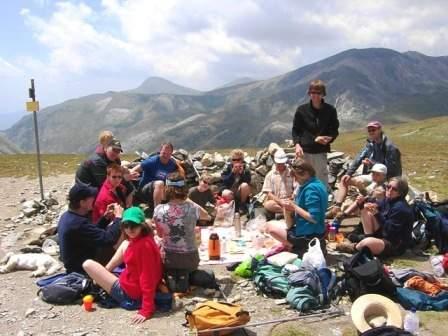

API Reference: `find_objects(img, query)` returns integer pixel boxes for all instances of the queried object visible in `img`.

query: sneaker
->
[335,242,356,254]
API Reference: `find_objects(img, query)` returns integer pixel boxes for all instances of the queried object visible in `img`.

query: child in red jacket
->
[83,207,162,324]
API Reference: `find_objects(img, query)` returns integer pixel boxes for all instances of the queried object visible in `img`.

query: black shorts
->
[286,230,326,258]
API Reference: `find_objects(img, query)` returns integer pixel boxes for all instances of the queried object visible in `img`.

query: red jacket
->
[92,179,126,223]
[119,235,162,318]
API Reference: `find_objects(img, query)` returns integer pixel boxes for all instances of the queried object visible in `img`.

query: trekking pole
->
[195,307,344,335]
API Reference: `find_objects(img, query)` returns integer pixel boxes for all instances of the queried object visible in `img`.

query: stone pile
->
[1,192,64,251]
[169,142,352,194]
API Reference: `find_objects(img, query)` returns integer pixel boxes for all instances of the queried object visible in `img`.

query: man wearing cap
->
[333,121,402,216]
[57,184,123,273]
[76,137,124,188]
[292,79,339,187]
[130,143,184,210]
[262,149,295,219]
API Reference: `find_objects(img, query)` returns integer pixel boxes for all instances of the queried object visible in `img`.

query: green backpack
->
[253,263,289,297]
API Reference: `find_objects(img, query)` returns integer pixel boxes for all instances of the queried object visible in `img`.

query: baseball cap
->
[68,184,97,202]
[122,207,145,224]
[107,137,123,152]
[366,121,382,129]
[371,163,387,175]
[273,149,288,164]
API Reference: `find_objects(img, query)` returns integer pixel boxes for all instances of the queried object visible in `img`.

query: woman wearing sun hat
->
[83,207,162,324]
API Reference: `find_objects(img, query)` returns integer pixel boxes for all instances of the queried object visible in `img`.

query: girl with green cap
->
[83,206,162,324]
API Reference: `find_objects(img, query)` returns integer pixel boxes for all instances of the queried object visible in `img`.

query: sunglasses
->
[386,184,398,192]
[123,222,140,229]
[110,175,123,179]
[292,169,306,176]
[309,91,322,95]
[232,158,242,162]
[367,128,378,133]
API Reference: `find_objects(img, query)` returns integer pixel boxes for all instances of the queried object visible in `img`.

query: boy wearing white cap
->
[329,163,388,218]
[262,149,295,218]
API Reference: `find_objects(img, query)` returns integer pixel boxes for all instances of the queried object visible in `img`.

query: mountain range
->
[5,48,448,153]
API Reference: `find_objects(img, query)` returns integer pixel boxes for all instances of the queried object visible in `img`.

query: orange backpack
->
[185,301,250,335]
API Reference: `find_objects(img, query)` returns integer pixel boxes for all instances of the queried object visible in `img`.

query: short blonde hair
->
[98,130,114,147]
[230,149,244,160]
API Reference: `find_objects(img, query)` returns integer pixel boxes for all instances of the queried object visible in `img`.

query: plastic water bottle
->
[403,307,419,335]
[430,256,445,277]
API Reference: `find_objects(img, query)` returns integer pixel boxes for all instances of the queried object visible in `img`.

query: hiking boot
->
[347,233,365,243]
[336,242,357,254]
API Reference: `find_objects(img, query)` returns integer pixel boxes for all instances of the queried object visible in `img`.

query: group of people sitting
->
[56,81,414,324]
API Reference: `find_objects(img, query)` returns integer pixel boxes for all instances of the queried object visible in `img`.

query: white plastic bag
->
[301,238,326,269]
[214,200,235,227]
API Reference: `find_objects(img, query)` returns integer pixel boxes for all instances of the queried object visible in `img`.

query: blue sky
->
[1,0,448,118]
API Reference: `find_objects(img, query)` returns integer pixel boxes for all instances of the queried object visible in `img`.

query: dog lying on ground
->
[0,252,61,277]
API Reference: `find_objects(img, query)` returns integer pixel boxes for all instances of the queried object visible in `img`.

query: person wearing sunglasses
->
[336,121,402,216]
[188,173,216,209]
[337,177,414,257]
[76,137,124,188]
[92,163,131,224]
[266,159,328,257]
[83,207,162,324]
[292,79,339,188]
[221,148,252,214]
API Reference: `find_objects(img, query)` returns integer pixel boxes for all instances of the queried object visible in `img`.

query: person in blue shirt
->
[266,159,328,257]
[130,143,184,210]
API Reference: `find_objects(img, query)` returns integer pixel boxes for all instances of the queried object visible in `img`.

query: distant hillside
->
[215,77,257,89]
[129,76,201,95]
[0,133,22,154]
[6,48,448,153]
[0,112,26,130]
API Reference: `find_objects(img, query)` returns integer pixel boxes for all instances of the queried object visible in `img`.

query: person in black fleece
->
[57,184,123,273]
[292,79,339,187]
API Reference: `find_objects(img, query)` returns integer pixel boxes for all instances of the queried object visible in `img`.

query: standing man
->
[292,80,339,187]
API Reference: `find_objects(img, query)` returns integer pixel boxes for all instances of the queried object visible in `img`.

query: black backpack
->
[343,247,396,301]
[38,272,92,304]
[360,326,412,336]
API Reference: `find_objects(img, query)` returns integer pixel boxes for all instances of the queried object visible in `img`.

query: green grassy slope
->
[1,116,447,198]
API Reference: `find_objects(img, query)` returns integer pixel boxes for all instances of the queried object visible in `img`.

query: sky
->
[1,0,448,117]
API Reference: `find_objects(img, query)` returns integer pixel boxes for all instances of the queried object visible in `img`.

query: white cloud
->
[1,0,448,114]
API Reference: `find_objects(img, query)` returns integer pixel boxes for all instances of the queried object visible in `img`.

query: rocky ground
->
[0,175,446,336]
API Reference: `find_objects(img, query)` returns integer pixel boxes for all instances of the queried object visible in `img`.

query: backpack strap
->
[199,301,241,316]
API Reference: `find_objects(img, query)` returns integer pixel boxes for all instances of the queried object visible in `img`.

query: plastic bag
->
[214,200,235,227]
[246,214,267,232]
[301,238,326,269]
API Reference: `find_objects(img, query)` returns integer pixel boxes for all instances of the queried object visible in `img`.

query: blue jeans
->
[110,280,141,310]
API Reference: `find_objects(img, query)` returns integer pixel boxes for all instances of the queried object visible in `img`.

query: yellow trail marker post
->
[26,79,44,201]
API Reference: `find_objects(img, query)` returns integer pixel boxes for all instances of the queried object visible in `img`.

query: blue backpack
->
[38,272,91,304]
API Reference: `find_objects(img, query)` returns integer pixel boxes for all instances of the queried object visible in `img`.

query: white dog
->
[0,252,61,277]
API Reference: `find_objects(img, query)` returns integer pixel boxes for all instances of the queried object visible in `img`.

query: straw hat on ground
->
[351,294,403,333]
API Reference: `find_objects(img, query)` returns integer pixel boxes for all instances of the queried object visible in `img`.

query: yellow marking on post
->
[26,101,40,112]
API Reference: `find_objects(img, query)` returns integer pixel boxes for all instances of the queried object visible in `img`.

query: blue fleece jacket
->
[292,177,328,236]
